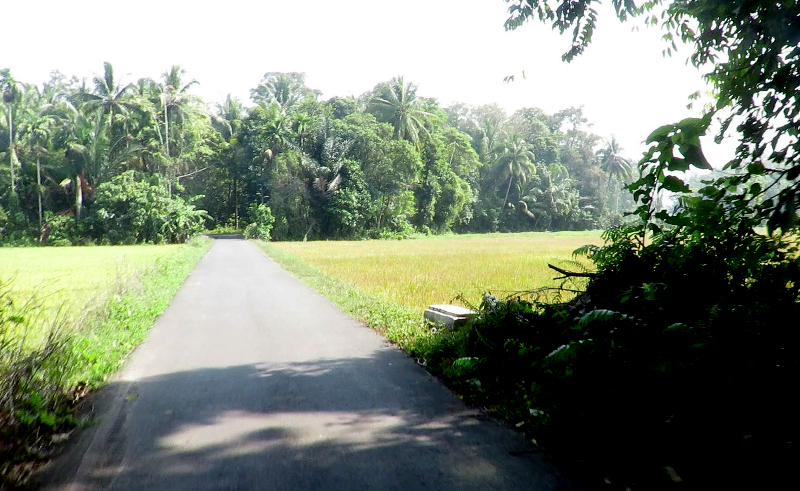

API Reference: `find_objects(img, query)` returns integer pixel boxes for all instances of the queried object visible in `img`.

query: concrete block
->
[424,304,477,329]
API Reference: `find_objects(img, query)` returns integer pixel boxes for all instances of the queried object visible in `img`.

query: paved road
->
[42,238,574,490]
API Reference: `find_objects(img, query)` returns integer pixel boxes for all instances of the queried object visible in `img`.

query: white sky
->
[4,0,733,164]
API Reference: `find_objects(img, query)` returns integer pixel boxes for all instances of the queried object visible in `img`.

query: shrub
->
[243,203,274,241]
[43,212,80,246]
[90,171,208,244]
[0,280,76,484]
[416,217,800,487]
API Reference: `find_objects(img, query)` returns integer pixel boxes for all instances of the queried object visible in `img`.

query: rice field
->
[0,245,189,325]
[270,231,604,312]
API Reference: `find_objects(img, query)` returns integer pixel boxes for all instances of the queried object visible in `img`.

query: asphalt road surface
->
[41,238,575,491]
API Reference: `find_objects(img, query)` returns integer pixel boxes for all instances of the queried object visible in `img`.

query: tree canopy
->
[1,64,636,244]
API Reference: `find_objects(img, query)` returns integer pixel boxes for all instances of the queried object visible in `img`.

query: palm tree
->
[596,136,633,213]
[79,62,136,144]
[212,95,248,228]
[494,133,537,209]
[159,65,199,159]
[370,76,435,147]
[157,66,200,195]
[212,94,246,142]
[1,69,23,194]
[20,90,56,229]
[293,112,312,149]
[57,100,105,220]
[520,163,579,228]
[250,72,310,112]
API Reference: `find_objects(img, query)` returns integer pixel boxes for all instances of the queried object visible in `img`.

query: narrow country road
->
[41,238,574,490]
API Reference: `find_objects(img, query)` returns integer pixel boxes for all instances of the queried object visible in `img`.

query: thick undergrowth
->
[417,221,799,489]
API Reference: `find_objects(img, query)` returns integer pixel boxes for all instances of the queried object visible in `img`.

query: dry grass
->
[270,231,604,312]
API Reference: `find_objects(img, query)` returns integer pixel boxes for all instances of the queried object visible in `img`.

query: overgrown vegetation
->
[242,203,275,241]
[390,0,800,488]
[0,239,209,486]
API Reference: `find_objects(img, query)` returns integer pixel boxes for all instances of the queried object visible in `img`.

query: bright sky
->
[4,0,732,163]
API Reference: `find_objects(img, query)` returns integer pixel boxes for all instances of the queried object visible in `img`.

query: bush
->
[415,215,800,487]
[1,280,76,485]
[90,171,208,244]
[43,212,80,246]
[242,204,274,241]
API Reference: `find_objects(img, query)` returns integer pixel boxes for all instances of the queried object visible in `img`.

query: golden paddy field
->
[270,231,604,312]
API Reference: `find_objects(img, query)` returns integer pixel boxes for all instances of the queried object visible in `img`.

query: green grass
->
[0,239,211,381]
[268,231,603,312]
[0,245,184,320]
[67,238,212,384]
[259,242,425,349]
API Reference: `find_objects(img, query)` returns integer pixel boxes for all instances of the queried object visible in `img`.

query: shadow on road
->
[46,350,573,490]
[205,233,244,240]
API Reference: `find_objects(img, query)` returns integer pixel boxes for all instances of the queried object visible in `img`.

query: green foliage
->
[435,1,800,486]
[91,171,207,244]
[0,203,7,237]
[42,211,80,246]
[243,203,275,240]
[3,64,633,243]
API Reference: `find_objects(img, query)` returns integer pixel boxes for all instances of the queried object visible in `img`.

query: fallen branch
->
[548,264,596,279]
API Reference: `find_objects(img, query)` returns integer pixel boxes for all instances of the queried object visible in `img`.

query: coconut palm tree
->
[79,62,136,142]
[520,163,579,228]
[1,69,24,194]
[56,100,105,219]
[159,65,199,159]
[20,91,57,229]
[596,135,633,213]
[370,76,435,148]
[250,72,310,112]
[494,133,537,209]
[212,94,246,142]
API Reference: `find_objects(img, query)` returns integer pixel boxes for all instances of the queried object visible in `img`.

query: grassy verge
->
[258,242,430,351]
[0,238,210,486]
[68,238,211,385]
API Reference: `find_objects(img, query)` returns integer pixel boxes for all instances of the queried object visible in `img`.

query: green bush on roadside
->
[415,221,800,488]
[243,204,275,241]
[90,171,208,244]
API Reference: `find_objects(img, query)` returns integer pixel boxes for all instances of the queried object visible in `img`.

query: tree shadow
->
[206,234,245,240]
[43,351,577,490]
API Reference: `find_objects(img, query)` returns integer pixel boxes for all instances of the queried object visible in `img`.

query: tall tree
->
[370,76,435,147]
[159,65,199,159]
[79,62,135,148]
[1,69,23,194]
[596,135,633,213]
[250,72,313,112]
[19,89,56,229]
[494,133,537,209]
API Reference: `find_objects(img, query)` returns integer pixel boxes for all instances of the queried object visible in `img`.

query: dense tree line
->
[1,66,633,244]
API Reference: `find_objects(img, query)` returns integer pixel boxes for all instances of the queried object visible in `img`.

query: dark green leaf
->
[645,124,674,144]
[661,175,691,193]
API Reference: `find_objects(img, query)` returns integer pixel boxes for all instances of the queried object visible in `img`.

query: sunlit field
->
[270,231,604,312]
[0,245,186,325]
